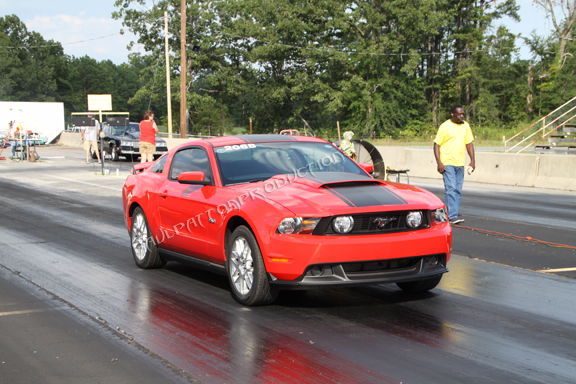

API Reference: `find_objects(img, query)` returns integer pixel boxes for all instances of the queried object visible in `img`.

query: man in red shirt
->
[139,110,159,163]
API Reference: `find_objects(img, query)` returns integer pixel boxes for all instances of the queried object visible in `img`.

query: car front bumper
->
[120,145,168,155]
[268,254,448,289]
[260,223,452,285]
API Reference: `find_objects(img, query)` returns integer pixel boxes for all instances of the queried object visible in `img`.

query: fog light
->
[406,211,423,228]
[425,256,439,266]
[333,216,354,233]
[310,266,324,276]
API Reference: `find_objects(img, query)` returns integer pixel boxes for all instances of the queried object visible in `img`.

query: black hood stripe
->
[325,187,356,207]
[325,184,406,207]
[376,185,408,204]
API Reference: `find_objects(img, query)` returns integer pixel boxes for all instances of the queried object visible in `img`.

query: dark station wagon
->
[94,118,168,162]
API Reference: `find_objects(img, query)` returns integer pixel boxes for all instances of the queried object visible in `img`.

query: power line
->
[0,32,122,50]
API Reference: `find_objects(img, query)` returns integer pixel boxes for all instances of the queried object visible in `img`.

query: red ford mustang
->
[122,135,452,305]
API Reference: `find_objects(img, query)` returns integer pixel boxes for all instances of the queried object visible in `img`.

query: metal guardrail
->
[157,132,215,139]
[505,95,576,153]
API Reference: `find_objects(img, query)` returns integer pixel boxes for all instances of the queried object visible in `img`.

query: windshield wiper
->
[225,178,268,186]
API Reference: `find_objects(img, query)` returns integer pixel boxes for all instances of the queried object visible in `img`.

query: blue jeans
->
[443,165,464,221]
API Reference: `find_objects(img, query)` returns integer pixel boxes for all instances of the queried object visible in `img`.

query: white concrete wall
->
[377,146,575,191]
[57,134,574,191]
[58,133,201,149]
[163,137,202,148]
[58,132,83,147]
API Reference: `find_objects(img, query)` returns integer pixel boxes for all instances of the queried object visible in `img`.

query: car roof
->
[170,134,330,153]
[206,134,326,147]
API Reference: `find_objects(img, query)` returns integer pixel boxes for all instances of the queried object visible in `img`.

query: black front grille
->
[342,258,421,274]
[321,211,429,235]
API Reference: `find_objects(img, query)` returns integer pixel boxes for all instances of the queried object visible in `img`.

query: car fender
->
[123,173,164,241]
[213,191,296,261]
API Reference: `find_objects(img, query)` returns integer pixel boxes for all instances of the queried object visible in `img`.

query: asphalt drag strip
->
[0,265,197,384]
[451,216,576,279]
[1,148,576,383]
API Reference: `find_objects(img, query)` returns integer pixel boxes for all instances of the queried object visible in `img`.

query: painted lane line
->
[537,267,576,273]
[37,174,122,191]
[0,308,53,317]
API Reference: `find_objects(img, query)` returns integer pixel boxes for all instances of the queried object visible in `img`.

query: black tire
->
[226,226,278,306]
[90,148,99,160]
[333,139,385,180]
[396,275,442,293]
[111,148,120,162]
[130,207,165,269]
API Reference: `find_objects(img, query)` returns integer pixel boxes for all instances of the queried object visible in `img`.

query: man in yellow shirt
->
[433,104,475,225]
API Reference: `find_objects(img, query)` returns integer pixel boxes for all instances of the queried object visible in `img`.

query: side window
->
[169,148,213,183]
[150,155,167,174]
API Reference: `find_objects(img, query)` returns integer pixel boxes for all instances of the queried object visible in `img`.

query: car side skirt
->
[158,248,227,276]
[267,254,448,290]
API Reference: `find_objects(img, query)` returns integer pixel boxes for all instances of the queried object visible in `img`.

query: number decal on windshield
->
[221,144,256,151]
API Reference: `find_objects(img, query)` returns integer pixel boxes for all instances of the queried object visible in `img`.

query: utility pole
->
[164,11,172,139]
[180,0,187,138]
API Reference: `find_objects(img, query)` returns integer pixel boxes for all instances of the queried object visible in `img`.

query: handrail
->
[517,114,576,153]
[508,104,576,153]
[505,95,576,153]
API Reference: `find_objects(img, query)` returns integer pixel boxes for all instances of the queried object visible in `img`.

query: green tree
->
[0,14,62,101]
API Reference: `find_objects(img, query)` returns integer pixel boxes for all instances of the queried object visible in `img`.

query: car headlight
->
[277,217,321,234]
[332,216,354,233]
[277,218,301,234]
[406,211,423,228]
[121,141,132,146]
[432,208,447,223]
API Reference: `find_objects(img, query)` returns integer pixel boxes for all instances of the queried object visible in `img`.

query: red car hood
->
[234,172,443,217]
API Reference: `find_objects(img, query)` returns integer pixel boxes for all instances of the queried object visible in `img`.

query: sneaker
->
[85,161,90,164]
[98,160,101,164]
[449,219,464,225]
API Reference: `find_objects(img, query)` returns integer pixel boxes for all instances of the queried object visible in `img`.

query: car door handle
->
[159,191,168,198]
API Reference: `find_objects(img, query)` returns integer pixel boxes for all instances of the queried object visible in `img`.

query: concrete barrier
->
[534,154,576,190]
[377,146,575,191]
[164,137,202,149]
[55,136,574,191]
[57,133,201,150]
[58,132,83,147]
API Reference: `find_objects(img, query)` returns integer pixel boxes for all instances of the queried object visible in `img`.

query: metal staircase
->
[535,123,576,154]
[505,95,576,154]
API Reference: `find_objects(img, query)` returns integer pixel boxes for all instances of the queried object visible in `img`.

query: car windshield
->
[214,141,366,186]
[108,123,140,136]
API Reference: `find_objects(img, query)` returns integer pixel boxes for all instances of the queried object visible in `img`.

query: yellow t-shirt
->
[434,119,474,167]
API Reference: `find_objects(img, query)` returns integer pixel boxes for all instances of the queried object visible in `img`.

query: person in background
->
[139,110,159,163]
[433,104,476,225]
[81,113,101,164]
[339,131,357,160]
[9,122,21,159]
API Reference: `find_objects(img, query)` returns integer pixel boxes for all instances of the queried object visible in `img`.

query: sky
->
[0,0,559,65]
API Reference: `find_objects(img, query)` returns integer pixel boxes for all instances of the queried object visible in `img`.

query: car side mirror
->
[177,171,211,185]
[359,163,374,173]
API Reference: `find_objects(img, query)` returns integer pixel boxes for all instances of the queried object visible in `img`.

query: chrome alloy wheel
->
[230,236,255,295]
[131,213,148,261]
